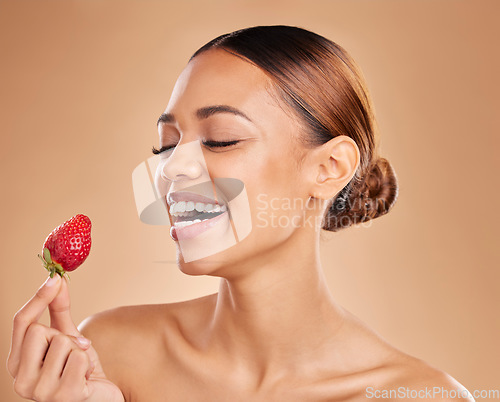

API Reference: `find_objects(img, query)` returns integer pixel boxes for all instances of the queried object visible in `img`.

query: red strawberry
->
[38,214,92,278]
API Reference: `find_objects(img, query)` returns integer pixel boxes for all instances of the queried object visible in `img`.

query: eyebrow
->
[156,105,253,127]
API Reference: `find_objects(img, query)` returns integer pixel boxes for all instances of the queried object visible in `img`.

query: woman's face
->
[155,49,316,277]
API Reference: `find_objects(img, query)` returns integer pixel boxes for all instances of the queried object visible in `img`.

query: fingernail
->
[75,336,91,348]
[45,275,60,287]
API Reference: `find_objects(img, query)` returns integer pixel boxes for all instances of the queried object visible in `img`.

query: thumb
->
[66,334,95,378]
[67,334,92,350]
[48,276,80,336]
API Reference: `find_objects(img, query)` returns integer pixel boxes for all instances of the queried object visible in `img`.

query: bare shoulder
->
[78,303,166,343]
[77,293,218,399]
[78,292,217,342]
[337,310,474,401]
[377,352,475,401]
[77,293,217,370]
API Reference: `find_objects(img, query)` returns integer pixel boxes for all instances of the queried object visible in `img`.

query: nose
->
[159,140,206,183]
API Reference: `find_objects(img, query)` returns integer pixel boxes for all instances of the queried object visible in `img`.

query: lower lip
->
[170,211,227,241]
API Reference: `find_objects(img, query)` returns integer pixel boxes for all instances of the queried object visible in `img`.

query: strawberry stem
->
[39,248,67,278]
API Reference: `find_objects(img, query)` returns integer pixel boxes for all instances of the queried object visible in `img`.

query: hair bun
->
[359,157,399,220]
[324,157,399,231]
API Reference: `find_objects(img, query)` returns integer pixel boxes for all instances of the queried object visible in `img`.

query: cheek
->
[248,160,305,234]
[255,152,301,198]
[204,146,306,234]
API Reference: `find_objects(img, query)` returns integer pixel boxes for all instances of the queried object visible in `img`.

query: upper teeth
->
[169,201,226,216]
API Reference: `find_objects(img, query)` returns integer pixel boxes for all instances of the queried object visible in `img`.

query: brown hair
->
[192,25,398,231]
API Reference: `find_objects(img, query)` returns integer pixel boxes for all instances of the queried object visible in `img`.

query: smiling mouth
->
[166,194,229,241]
[166,191,228,228]
[169,200,227,227]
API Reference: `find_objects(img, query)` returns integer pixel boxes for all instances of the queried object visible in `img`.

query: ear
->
[308,135,360,200]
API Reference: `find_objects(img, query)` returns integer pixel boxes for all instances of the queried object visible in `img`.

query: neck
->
[206,226,346,379]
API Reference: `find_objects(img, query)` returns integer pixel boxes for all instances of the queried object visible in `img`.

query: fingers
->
[61,349,91,388]
[49,276,80,336]
[12,323,93,401]
[64,336,95,379]
[14,324,60,397]
[8,275,62,377]
[39,334,81,380]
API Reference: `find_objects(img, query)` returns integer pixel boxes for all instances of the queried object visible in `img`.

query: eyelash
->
[151,140,240,155]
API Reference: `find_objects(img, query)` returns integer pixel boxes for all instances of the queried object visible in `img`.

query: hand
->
[7,275,124,402]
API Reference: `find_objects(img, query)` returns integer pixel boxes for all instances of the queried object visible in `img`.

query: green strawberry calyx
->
[38,247,70,280]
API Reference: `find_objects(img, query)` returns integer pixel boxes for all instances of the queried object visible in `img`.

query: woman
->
[8,26,473,401]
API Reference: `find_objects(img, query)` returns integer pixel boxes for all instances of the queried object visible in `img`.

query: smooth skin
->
[9,49,473,401]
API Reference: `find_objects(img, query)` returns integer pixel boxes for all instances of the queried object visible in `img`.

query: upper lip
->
[166,191,223,206]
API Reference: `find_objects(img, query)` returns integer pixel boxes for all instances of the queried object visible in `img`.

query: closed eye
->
[152,145,175,155]
[151,140,240,155]
[202,140,240,148]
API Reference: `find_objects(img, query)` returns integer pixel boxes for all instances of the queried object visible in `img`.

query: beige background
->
[1,0,498,400]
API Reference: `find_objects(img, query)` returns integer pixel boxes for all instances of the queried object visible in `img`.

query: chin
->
[176,247,234,277]
[175,234,258,278]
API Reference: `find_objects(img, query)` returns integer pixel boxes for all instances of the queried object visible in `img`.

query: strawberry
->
[38,214,92,278]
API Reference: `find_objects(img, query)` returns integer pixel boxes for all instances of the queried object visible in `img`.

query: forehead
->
[165,49,275,115]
